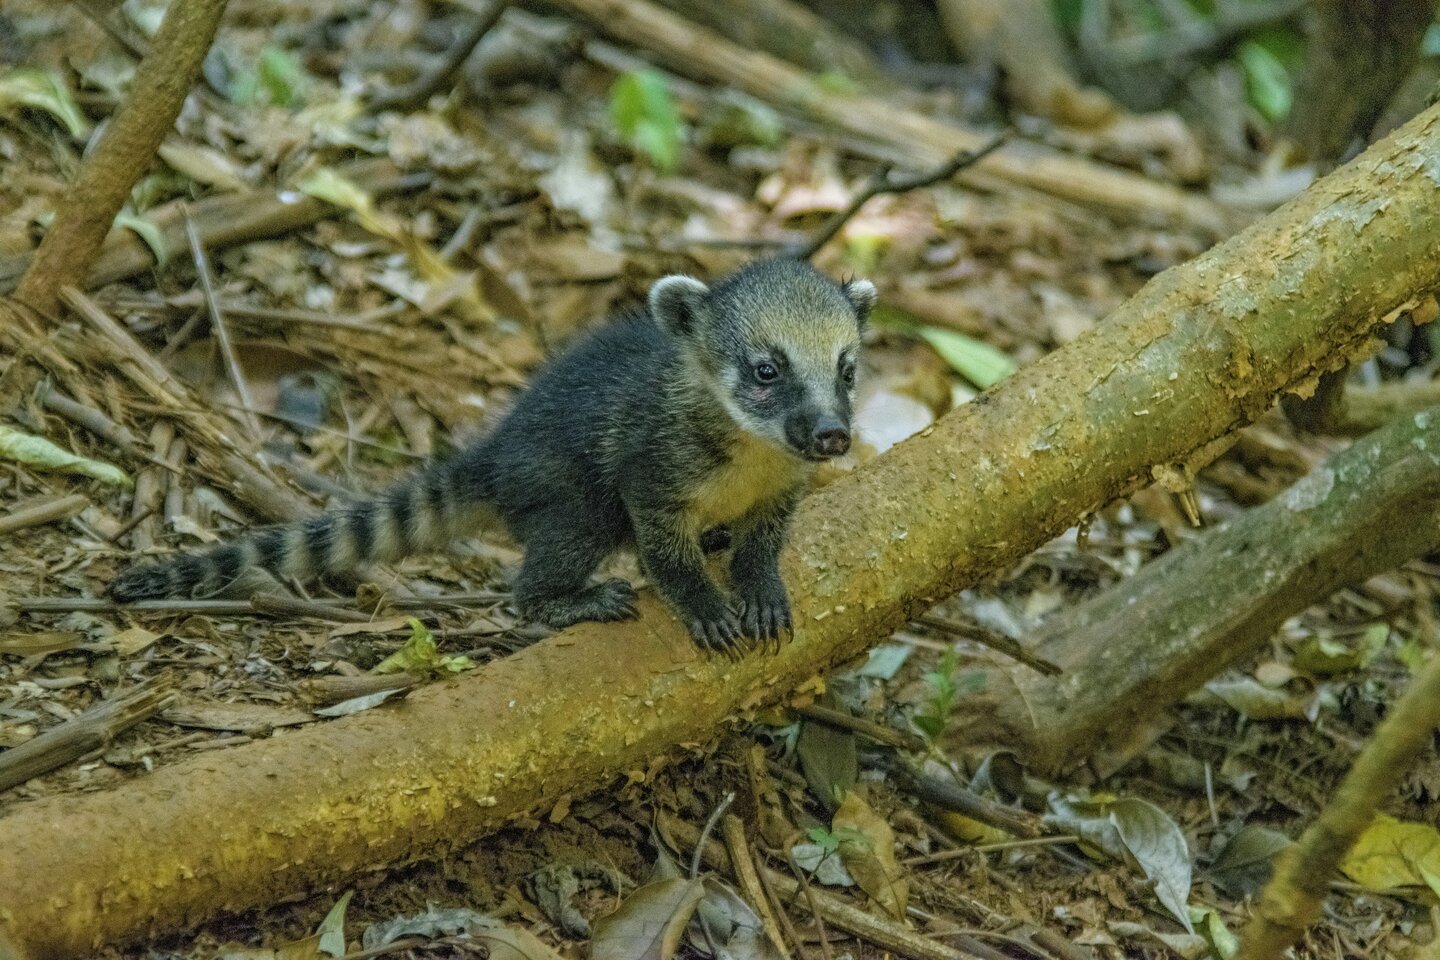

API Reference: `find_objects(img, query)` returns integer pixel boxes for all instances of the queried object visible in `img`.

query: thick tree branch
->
[5,100,1440,960]
[948,402,1440,776]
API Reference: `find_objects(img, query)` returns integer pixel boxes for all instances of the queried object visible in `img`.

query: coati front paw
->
[685,602,746,654]
[736,578,792,646]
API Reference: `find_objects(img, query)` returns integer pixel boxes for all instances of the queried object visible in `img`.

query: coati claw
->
[689,610,746,654]
[736,582,792,650]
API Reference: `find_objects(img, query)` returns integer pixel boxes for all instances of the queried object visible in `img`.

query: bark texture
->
[5,100,1440,960]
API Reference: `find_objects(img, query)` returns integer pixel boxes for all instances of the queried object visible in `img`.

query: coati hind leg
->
[511,519,637,629]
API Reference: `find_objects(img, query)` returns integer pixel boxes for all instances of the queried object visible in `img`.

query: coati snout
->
[649,259,874,464]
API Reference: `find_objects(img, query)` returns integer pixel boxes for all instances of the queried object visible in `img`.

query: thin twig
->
[786,846,835,960]
[795,703,927,753]
[0,494,91,538]
[16,591,510,616]
[367,0,510,112]
[1238,638,1440,960]
[721,814,795,960]
[903,834,1080,867]
[916,613,1061,676]
[793,133,1010,261]
[183,207,261,439]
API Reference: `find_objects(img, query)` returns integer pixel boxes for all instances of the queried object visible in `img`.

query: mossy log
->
[5,102,1440,960]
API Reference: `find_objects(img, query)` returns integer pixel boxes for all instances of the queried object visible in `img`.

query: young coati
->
[110,258,876,652]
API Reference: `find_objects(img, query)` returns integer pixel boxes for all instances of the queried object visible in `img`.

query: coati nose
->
[811,418,851,458]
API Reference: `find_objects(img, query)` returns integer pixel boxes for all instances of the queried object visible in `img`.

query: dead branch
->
[15,0,229,317]
[0,158,425,296]
[794,135,1009,261]
[648,0,887,85]
[0,494,91,538]
[367,0,510,113]
[543,0,1229,232]
[1238,639,1440,959]
[948,402,1440,777]
[4,101,1440,958]
[0,681,177,794]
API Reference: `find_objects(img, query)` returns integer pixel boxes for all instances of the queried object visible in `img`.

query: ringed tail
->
[109,452,491,602]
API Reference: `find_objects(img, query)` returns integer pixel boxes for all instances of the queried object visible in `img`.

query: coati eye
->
[841,363,856,386]
[754,362,780,384]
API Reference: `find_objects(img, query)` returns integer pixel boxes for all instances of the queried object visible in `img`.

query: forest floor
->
[2,1,1438,958]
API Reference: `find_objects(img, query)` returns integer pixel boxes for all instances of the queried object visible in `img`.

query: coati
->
[110,258,876,652]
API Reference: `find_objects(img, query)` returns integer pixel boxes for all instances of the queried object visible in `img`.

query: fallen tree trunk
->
[5,100,1440,960]
[544,0,1229,233]
[949,404,1440,777]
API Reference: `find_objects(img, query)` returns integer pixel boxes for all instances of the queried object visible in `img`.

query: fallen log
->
[543,0,1229,233]
[4,99,1440,960]
[948,403,1440,777]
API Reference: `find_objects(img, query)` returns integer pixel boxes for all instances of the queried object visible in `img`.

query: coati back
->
[111,258,876,651]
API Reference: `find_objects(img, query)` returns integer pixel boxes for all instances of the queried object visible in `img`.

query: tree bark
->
[5,99,1440,960]
[948,404,1440,777]
[14,0,229,317]
[1284,0,1437,162]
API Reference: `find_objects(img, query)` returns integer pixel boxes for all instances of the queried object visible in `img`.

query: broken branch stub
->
[4,101,1440,960]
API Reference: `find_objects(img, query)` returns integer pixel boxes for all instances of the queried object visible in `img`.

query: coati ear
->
[649,275,710,339]
[842,279,877,327]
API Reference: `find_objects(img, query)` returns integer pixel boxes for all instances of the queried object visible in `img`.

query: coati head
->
[649,258,876,461]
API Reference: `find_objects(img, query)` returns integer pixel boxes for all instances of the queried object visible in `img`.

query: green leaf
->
[0,68,90,139]
[1238,41,1291,122]
[915,326,1017,389]
[372,618,473,675]
[257,47,308,108]
[0,425,131,487]
[316,891,352,958]
[609,70,683,174]
[114,211,169,267]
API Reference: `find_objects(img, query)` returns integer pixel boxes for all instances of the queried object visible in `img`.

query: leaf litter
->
[0,0,1436,957]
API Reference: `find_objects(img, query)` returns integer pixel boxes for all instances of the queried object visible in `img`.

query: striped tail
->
[109,452,494,602]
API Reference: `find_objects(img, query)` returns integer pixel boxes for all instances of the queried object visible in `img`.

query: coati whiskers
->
[110,258,875,652]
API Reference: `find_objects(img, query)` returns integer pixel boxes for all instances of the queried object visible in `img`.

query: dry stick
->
[14,591,510,616]
[36,381,142,455]
[182,209,261,440]
[915,613,1061,677]
[0,494,90,538]
[794,703,927,753]
[793,134,1010,262]
[663,813,985,960]
[544,0,1227,231]
[60,286,311,524]
[0,160,424,296]
[1238,646,1440,959]
[879,756,1045,840]
[367,0,510,112]
[14,0,229,317]
[720,815,794,960]
[0,681,177,793]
